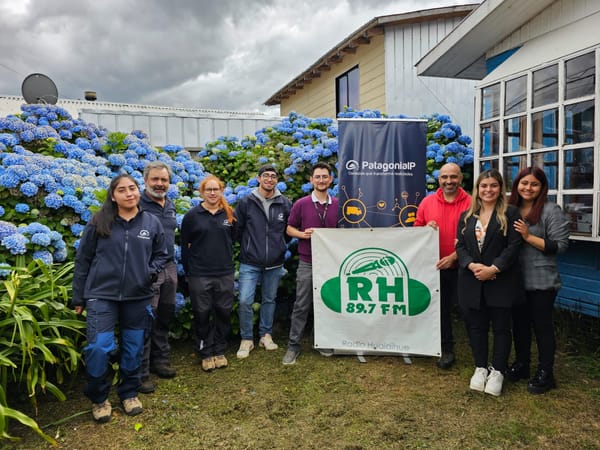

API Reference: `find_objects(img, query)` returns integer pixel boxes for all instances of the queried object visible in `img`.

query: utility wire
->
[0,62,25,77]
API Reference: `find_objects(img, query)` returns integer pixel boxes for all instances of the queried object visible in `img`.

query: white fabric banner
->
[312,227,440,356]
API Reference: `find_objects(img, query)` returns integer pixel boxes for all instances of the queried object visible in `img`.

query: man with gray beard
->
[139,161,178,393]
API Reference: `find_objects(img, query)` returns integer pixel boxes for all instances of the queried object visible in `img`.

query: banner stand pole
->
[355,354,413,364]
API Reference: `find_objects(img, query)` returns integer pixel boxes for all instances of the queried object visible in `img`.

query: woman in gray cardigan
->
[507,167,570,394]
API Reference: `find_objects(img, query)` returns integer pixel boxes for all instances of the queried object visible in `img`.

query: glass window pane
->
[531,151,558,190]
[563,194,593,235]
[479,159,499,173]
[533,65,558,108]
[564,147,594,189]
[532,108,558,148]
[565,100,594,144]
[337,67,359,114]
[336,77,348,113]
[566,52,595,100]
[505,75,527,115]
[504,116,527,152]
[481,83,500,120]
[480,121,499,157]
[503,155,528,190]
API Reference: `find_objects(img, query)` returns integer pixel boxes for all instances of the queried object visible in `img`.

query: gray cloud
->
[0,0,476,113]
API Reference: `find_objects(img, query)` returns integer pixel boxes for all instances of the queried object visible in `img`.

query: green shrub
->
[0,259,85,444]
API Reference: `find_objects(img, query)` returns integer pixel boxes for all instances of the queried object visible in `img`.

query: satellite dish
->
[21,73,59,104]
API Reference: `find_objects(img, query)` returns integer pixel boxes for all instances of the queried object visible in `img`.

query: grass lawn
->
[4,316,600,449]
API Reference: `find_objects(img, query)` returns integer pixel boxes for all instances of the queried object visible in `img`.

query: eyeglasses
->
[261,173,278,180]
[203,188,221,193]
[312,175,330,180]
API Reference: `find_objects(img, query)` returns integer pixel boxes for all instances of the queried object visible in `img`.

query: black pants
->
[188,274,234,359]
[512,289,557,371]
[440,269,458,352]
[463,300,512,372]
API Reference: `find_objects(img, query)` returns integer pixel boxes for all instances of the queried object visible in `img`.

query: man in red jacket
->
[415,163,471,369]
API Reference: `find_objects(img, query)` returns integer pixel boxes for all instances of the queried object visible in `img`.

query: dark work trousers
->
[141,261,177,377]
[512,289,558,371]
[439,268,458,352]
[83,298,151,404]
[462,299,512,372]
[188,273,234,359]
[287,260,313,352]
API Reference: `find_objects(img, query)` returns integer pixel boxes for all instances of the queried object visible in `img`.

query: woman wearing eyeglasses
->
[180,175,236,372]
[455,169,524,396]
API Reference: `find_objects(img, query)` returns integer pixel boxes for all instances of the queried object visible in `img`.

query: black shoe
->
[138,377,155,394]
[150,363,177,379]
[527,368,556,394]
[505,361,530,382]
[436,351,456,369]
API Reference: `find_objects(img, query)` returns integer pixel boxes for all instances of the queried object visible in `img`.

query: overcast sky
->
[0,0,477,115]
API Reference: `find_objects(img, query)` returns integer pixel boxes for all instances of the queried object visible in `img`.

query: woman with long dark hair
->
[72,174,168,422]
[506,167,570,394]
[456,169,523,396]
[181,175,236,372]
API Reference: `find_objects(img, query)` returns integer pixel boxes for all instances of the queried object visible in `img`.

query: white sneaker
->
[259,334,278,351]
[469,367,488,392]
[484,367,504,396]
[236,339,254,359]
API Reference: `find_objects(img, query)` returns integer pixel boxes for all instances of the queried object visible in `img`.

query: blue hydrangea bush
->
[0,105,207,270]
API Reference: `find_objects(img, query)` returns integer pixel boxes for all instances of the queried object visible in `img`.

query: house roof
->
[264,4,478,106]
[416,0,556,80]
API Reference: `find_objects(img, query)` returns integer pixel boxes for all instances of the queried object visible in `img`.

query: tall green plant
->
[0,260,85,444]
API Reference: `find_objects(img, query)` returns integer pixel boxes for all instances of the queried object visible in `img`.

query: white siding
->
[491,0,600,58]
[385,16,477,137]
[0,96,282,149]
[80,112,281,148]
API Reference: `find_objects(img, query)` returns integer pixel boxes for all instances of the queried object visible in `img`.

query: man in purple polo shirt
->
[282,162,338,365]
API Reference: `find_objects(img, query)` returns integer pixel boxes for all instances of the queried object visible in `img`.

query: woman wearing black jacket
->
[181,175,236,372]
[456,169,523,396]
[73,174,168,423]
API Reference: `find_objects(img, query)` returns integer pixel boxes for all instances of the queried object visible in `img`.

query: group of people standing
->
[72,162,338,423]
[417,163,569,397]
[72,159,569,423]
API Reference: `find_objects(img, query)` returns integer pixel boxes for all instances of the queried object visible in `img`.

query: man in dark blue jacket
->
[139,162,178,393]
[235,164,291,359]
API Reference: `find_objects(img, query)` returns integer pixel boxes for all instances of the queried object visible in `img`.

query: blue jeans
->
[237,263,283,340]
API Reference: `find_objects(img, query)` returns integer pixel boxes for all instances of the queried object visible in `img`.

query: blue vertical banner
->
[337,119,427,228]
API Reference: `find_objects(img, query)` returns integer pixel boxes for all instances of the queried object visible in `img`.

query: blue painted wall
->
[557,241,600,318]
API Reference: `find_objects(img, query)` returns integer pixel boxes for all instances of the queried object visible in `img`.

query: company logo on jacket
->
[138,229,151,239]
[277,213,285,221]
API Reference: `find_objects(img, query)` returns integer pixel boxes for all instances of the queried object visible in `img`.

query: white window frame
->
[474,47,599,241]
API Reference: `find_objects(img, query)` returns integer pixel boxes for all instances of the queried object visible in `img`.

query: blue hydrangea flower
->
[15,203,30,214]
[32,250,53,265]
[19,181,39,197]
[0,262,11,277]
[2,233,29,255]
[0,220,17,239]
[30,232,52,246]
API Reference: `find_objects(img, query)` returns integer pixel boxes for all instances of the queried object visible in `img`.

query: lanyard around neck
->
[313,200,328,227]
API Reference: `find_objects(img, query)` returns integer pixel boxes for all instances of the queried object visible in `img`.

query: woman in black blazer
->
[456,169,523,396]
